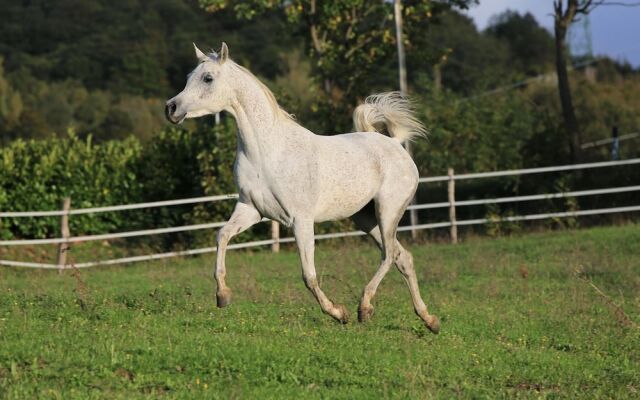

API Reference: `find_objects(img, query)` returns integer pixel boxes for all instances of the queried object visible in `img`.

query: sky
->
[463,0,640,67]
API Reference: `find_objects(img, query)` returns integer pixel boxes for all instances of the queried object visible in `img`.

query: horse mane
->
[209,52,294,121]
[233,63,295,121]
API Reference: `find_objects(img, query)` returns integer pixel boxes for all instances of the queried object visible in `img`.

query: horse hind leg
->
[354,196,402,324]
[351,202,440,334]
[357,239,394,324]
[394,242,440,334]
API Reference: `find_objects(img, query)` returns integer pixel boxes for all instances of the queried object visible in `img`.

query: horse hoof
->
[424,314,440,335]
[334,304,349,324]
[216,289,232,308]
[358,305,374,323]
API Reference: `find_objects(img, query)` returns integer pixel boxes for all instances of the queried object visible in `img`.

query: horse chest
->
[234,158,294,225]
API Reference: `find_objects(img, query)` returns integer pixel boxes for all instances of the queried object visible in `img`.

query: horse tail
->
[352,92,427,143]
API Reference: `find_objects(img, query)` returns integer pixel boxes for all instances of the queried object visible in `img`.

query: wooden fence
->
[1,158,639,269]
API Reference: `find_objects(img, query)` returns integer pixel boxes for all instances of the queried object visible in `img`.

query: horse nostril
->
[167,102,177,115]
[165,101,177,121]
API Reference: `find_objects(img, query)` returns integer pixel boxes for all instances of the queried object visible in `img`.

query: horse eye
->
[203,74,213,83]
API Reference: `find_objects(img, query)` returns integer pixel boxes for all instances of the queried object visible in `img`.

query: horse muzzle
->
[165,100,186,124]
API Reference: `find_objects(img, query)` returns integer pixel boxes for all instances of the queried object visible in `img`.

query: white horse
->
[166,43,439,334]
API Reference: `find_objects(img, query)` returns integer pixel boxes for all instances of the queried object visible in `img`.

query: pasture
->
[1,224,639,399]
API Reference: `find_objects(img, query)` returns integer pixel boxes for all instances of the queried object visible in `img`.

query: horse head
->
[165,43,233,124]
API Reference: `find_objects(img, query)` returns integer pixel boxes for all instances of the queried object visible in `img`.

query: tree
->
[552,0,640,163]
[0,58,23,142]
[553,0,587,163]
[486,11,555,77]
[199,0,477,132]
[407,10,511,95]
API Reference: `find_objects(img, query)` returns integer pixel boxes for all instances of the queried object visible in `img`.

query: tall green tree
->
[407,10,510,95]
[553,0,640,163]
[0,58,23,142]
[199,0,476,132]
[486,11,555,77]
[0,0,298,140]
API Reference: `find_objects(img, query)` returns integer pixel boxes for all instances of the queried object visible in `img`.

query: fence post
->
[271,220,280,253]
[447,168,458,244]
[611,126,619,161]
[56,197,71,270]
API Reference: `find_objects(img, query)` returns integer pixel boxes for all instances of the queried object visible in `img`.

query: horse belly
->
[314,193,374,222]
[313,151,380,222]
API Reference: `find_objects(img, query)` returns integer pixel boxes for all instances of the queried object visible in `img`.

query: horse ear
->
[193,43,208,62]
[220,42,229,64]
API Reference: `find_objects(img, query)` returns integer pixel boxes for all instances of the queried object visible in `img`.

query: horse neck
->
[225,69,302,163]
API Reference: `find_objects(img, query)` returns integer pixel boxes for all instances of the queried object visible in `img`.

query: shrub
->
[0,132,143,239]
[0,120,268,247]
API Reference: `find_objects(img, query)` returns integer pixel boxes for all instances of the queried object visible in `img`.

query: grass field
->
[1,225,639,399]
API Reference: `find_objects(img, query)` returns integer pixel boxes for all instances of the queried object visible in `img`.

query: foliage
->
[0,133,143,239]
[2,1,637,140]
[1,225,639,398]
[408,10,512,95]
[413,89,540,175]
[3,61,640,242]
[136,120,241,248]
[271,48,324,133]
[551,0,599,163]
[0,0,296,141]
[409,57,640,176]
[520,70,640,163]
[573,75,640,160]
[1,0,203,97]
[0,122,242,244]
[0,59,23,137]
[1,2,639,248]
[199,0,477,132]
[485,11,555,77]
[1,69,167,143]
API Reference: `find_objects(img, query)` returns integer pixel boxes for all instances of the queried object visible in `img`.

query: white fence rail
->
[581,131,639,149]
[1,158,639,269]
[418,158,640,183]
[407,185,640,210]
[0,194,240,218]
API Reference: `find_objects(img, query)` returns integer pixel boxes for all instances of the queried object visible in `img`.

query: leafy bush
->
[135,120,241,248]
[413,89,541,176]
[2,69,639,244]
[0,133,143,239]
[0,118,280,248]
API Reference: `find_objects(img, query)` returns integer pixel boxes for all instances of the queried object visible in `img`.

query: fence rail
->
[0,218,271,246]
[1,158,639,269]
[0,194,239,218]
[418,157,640,183]
[407,184,640,210]
[581,131,639,149]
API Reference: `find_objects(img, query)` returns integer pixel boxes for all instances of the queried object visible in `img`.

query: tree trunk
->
[433,63,442,91]
[394,0,407,95]
[308,0,332,100]
[554,17,582,163]
[394,0,418,239]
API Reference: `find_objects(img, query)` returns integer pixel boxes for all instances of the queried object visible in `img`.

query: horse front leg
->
[293,218,349,323]
[215,202,262,307]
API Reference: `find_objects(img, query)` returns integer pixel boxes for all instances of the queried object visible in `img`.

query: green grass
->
[1,225,639,399]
